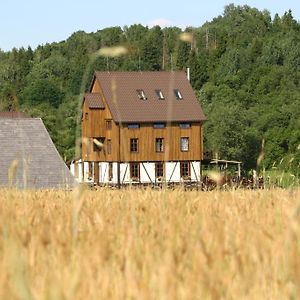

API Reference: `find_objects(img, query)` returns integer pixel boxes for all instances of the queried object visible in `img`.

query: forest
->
[0,4,299,176]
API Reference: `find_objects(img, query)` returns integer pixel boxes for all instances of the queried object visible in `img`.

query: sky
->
[1,0,299,52]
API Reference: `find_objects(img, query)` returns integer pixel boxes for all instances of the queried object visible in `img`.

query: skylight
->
[137,89,147,100]
[155,89,165,100]
[174,89,183,100]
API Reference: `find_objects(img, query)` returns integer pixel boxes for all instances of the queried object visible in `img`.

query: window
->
[107,139,112,154]
[180,123,191,129]
[174,89,183,100]
[180,137,189,152]
[130,163,140,181]
[153,123,166,129]
[137,89,147,100]
[93,137,105,152]
[155,162,164,178]
[85,112,89,120]
[109,162,113,181]
[128,124,140,129]
[130,138,138,152]
[106,120,112,130]
[180,162,190,178]
[155,138,164,152]
[155,89,165,100]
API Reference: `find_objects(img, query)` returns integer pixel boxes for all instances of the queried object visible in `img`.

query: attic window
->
[179,123,191,129]
[155,89,165,100]
[174,89,183,100]
[153,123,166,129]
[128,124,140,129]
[137,89,147,100]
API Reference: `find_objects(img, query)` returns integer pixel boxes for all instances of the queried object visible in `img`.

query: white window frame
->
[180,137,189,152]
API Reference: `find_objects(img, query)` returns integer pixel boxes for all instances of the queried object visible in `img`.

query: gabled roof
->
[84,93,105,109]
[0,111,28,118]
[0,118,75,189]
[93,71,206,123]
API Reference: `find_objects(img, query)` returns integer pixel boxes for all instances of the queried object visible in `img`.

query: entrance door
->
[94,163,99,185]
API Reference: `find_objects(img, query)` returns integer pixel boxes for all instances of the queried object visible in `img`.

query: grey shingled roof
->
[93,71,206,123]
[0,118,75,189]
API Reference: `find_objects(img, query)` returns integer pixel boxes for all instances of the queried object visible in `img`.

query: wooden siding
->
[120,123,203,162]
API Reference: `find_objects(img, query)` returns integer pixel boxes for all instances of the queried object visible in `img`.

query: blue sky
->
[1,0,299,51]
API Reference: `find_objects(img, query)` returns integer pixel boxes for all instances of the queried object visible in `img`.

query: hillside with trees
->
[0,4,299,175]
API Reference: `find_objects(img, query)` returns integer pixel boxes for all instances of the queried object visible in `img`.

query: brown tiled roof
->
[93,71,206,123]
[0,111,28,118]
[84,93,105,109]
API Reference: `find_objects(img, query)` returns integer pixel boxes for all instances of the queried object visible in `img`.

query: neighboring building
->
[0,115,75,189]
[72,71,206,185]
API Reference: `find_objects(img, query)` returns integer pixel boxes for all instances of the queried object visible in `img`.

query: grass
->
[264,169,300,188]
[0,187,300,299]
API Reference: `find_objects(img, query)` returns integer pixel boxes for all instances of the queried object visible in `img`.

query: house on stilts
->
[71,71,207,186]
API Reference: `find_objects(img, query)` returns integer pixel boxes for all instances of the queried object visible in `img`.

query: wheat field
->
[0,187,299,299]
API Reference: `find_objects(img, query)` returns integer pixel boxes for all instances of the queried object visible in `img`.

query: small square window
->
[153,123,165,129]
[85,112,89,120]
[174,89,183,100]
[155,89,165,100]
[106,120,112,130]
[130,138,138,152]
[130,163,140,181]
[180,137,189,152]
[155,138,164,152]
[137,89,147,100]
[93,137,105,152]
[180,123,191,129]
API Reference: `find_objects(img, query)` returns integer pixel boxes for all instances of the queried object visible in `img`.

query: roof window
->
[137,89,147,100]
[174,89,183,100]
[155,89,165,100]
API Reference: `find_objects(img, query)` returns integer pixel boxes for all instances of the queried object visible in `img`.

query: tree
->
[22,79,64,108]
[140,26,163,70]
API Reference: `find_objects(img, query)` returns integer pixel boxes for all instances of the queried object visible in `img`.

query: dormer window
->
[174,89,183,100]
[155,89,165,100]
[137,89,147,100]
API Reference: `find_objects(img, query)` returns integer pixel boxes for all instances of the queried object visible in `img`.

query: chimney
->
[187,67,190,81]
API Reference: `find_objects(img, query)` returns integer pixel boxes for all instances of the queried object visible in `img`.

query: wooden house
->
[0,113,75,189]
[72,71,206,185]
